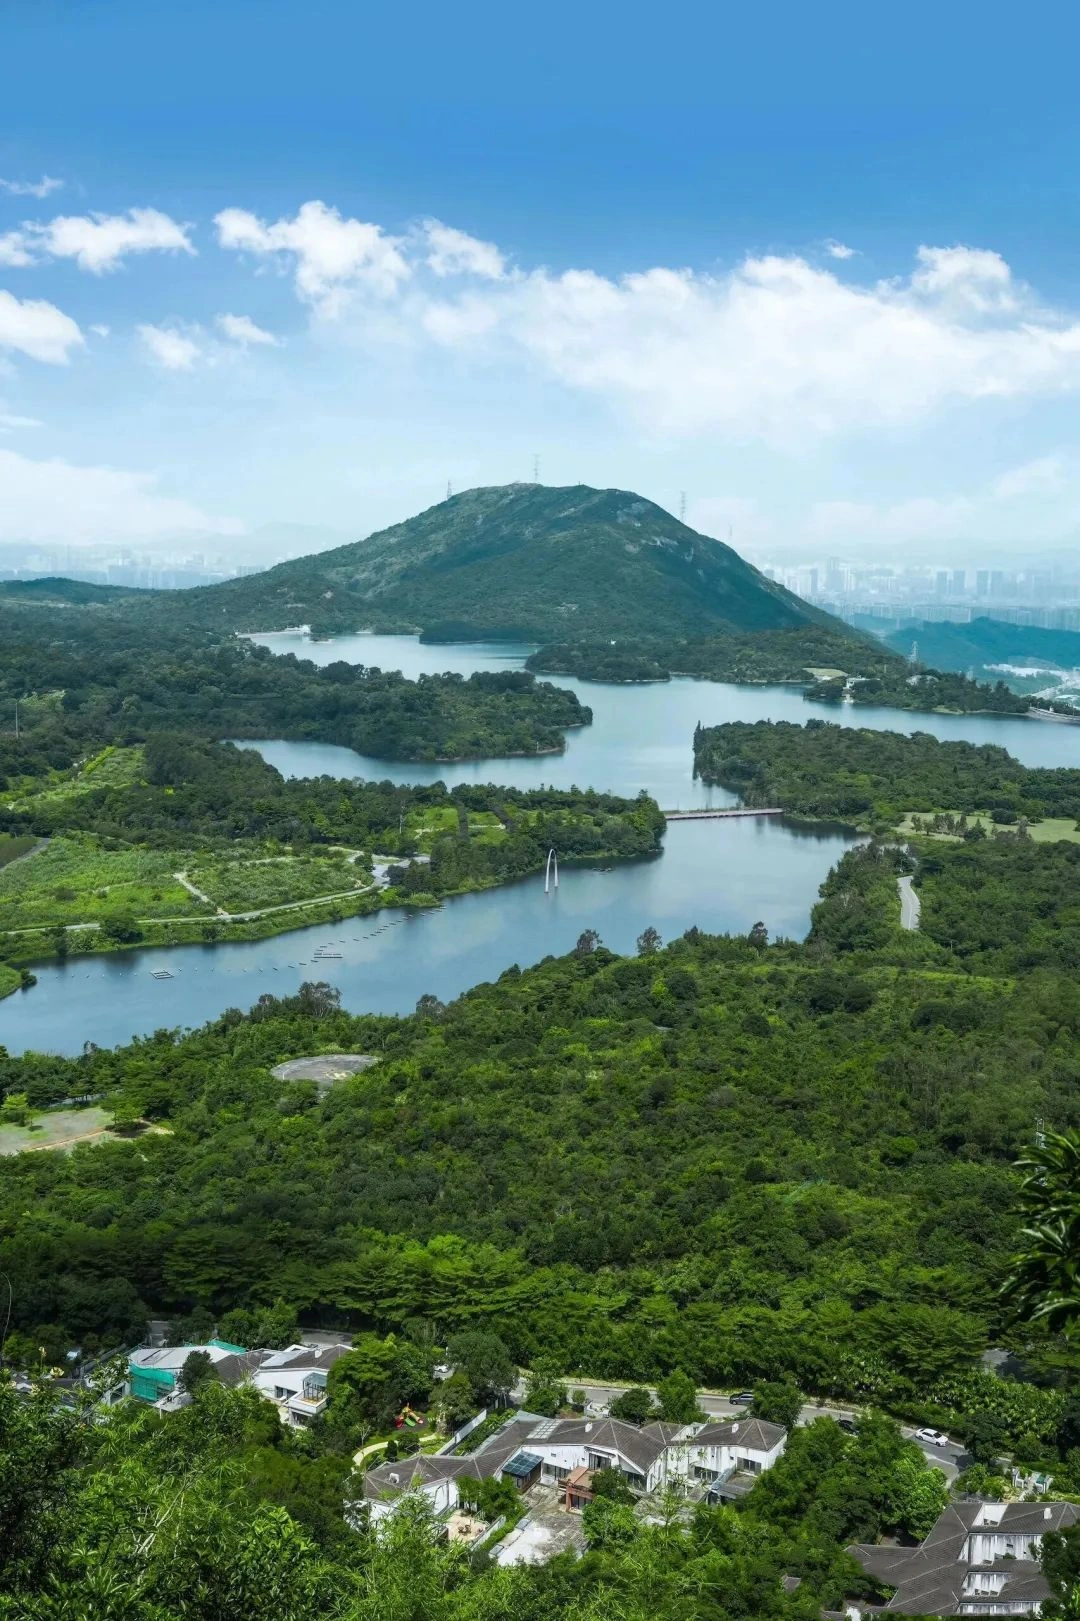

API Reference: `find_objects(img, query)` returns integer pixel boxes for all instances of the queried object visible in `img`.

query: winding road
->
[897,874,921,931]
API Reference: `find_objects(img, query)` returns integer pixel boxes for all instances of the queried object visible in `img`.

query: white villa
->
[126,1339,352,1425]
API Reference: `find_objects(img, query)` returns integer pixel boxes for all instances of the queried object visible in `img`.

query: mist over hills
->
[0,485,846,644]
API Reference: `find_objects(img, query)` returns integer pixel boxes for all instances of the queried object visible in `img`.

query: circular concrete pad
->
[271,1054,380,1088]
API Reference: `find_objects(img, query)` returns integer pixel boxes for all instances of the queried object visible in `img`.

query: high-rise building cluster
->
[759,558,1080,631]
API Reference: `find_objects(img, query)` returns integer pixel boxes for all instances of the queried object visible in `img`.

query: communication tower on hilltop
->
[679,491,687,522]
[533,454,540,483]
[446,480,453,500]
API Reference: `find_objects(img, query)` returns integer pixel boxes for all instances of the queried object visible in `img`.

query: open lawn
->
[804,666,847,680]
[405,806,460,852]
[0,1106,112,1156]
[0,835,204,930]
[897,811,1080,844]
[190,851,371,913]
[466,811,506,845]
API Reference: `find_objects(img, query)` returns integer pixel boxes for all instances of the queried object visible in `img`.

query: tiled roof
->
[524,1416,671,1474]
[690,1417,786,1452]
[848,1500,1080,1616]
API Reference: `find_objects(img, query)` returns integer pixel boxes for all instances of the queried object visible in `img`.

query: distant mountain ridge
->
[0,484,845,643]
[881,616,1080,673]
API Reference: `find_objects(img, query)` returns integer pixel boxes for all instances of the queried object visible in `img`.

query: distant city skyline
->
[7,2,1080,558]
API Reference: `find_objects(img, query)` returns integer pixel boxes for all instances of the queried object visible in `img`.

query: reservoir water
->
[3,631,1077,1056]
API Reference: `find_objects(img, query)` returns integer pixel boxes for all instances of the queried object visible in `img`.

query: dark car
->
[730,1392,754,1405]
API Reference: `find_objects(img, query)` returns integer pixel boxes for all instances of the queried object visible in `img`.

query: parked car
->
[915,1427,950,1447]
[838,1416,858,1434]
[730,1392,754,1405]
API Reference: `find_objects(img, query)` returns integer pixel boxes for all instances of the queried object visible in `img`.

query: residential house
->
[126,1339,351,1422]
[364,1416,545,1522]
[363,1410,788,1523]
[126,1341,261,1406]
[250,1343,352,1427]
[683,1417,787,1498]
[848,1499,1080,1616]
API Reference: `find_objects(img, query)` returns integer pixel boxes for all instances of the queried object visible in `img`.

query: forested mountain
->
[0,485,845,642]
[880,616,1080,675]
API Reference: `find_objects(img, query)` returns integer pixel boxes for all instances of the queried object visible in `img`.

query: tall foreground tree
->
[1001,1130,1080,1334]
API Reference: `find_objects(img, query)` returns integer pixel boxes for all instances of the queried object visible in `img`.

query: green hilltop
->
[1,483,845,642]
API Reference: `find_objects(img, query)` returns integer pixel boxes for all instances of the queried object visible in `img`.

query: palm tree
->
[1001,1130,1080,1334]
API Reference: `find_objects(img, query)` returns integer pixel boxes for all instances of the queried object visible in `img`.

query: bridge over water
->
[662,807,783,821]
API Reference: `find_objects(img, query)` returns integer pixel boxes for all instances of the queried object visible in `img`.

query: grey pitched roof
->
[213,1350,267,1388]
[848,1500,1080,1616]
[691,1417,786,1452]
[258,1344,351,1373]
[525,1416,670,1474]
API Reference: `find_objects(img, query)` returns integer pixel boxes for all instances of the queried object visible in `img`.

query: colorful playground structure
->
[394,1404,425,1429]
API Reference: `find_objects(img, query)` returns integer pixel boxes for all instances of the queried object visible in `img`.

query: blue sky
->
[3,0,1080,562]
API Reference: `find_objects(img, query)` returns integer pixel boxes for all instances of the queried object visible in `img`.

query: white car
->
[915,1427,950,1448]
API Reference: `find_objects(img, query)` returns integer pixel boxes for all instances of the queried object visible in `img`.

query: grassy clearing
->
[466,811,506,846]
[0,1106,112,1157]
[896,811,1080,844]
[0,962,21,999]
[406,807,460,853]
[804,666,847,680]
[9,745,145,810]
[0,834,38,868]
[191,852,371,913]
[0,835,204,930]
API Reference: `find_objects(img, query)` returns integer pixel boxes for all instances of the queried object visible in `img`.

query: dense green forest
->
[525,625,886,686]
[0,484,834,643]
[879,615,1080,677]
[804,666,1035,714]
[3,833,1079,1430]
[0,608,589,777]
[693,718,1080,828]
[4,1371,1009,1621]
[526,626,1044,714]
[0,736,664,971]
[6,765,1080,1612]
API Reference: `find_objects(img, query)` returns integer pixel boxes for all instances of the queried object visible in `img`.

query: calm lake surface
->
[4,631,1077,1056]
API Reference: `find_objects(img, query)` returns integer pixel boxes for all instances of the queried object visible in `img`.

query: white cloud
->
[808,496,975,543]
[89,323,110,338]
[805,455,1076,550]
[215,200,409,315]
[0,447,242,543]
[0,412,43,430]
[2,208,194,273]
[0,232,35,267]
[991,456,1065,499]
[216,312,279,346]
[824,239,857,260]
[215,203,1080,444]
[137,323,201,370]
[0,289,83,363]
[423,219,506,280]
[407,245,1080,443]
[0,175,63,199]
[908,244,1018,313]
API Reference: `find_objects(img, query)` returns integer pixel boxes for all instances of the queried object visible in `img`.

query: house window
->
[274,1386,289,1400]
